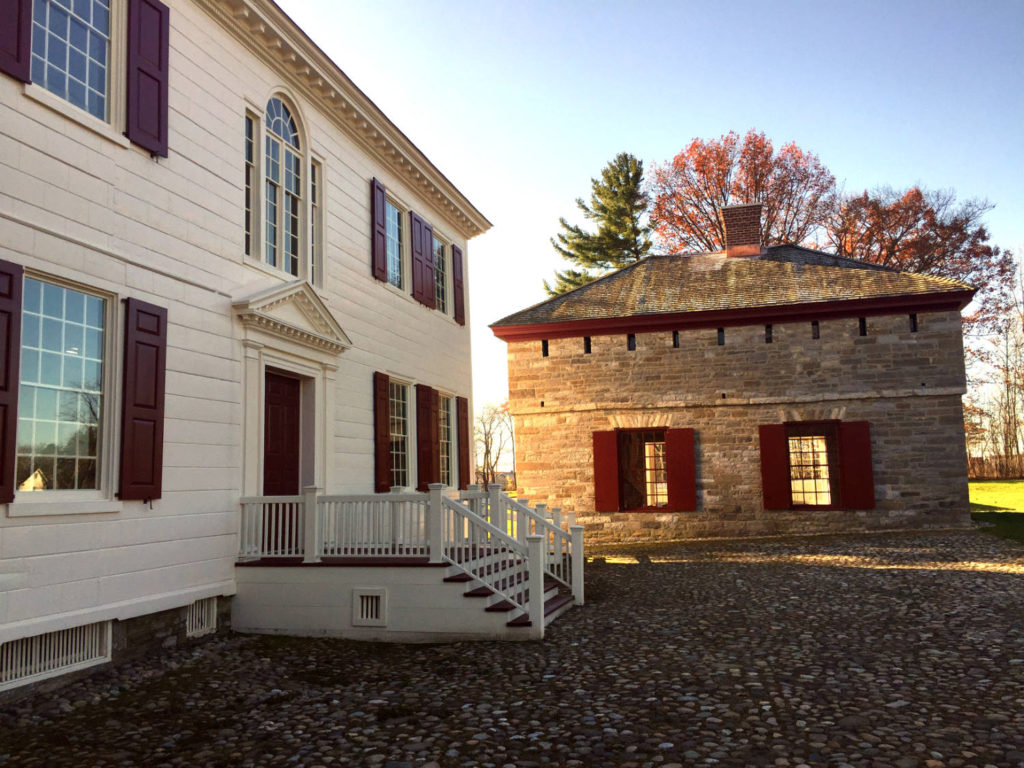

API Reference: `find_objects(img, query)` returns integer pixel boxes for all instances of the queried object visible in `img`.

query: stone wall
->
[507,311,971,543]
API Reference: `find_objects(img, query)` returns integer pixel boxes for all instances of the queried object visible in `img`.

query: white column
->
[302,486,322,563]
[487,483,503,533]
[570,525,585,605]
[527,534,546,640]
[428,483,445,564]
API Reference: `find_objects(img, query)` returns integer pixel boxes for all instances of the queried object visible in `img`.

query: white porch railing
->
[238,484,585,613]
[459,484,583,599]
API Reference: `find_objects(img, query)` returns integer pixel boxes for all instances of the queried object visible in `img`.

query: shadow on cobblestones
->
[1,530,1022,768]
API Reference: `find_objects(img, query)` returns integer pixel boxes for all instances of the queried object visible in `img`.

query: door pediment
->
[233,280,352,355]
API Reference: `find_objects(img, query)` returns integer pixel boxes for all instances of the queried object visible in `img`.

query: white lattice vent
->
[185,597,218,638]
[352,588,387,627]
[0,621,111,692]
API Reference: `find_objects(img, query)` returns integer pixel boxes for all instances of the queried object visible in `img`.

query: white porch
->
[232,484,584,641]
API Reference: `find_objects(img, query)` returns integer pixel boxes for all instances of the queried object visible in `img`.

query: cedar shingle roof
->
[491,245,973,329]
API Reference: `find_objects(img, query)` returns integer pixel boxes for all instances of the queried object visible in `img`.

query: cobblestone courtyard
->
[1,530,1022,768]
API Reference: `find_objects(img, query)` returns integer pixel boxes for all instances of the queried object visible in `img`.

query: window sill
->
[378,279,457,322]
[7,499,125,518]
[23,83,131,150]
[243,255,316,286]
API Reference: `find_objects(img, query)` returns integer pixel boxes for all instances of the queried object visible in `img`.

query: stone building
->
[492,204,975,543]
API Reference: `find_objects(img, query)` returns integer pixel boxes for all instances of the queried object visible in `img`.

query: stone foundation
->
[0,597,232,705]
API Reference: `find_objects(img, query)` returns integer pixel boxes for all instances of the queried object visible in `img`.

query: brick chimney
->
[720,202,763,257]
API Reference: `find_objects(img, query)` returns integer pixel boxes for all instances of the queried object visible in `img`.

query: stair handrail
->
[439,492,537,623]
[497,489,574,588]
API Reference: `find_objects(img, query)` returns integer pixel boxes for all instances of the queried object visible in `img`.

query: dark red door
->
[263,371,301,496]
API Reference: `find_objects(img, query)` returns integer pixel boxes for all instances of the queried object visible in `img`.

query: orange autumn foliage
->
[649,129,837,253]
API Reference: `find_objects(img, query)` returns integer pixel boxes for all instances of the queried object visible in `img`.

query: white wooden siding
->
[0,0,477,641]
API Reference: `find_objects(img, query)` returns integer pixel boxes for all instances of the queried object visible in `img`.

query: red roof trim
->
[490,290,974,342]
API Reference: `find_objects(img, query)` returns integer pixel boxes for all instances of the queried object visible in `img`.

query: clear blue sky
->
[276,0,1024,407]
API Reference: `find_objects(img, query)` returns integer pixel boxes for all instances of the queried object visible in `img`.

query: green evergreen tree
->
[544,152,652,296]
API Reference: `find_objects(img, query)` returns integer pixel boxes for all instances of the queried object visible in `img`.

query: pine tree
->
[544,153,652,296]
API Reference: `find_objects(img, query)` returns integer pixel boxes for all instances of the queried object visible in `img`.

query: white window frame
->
[244,94,322,286]
[23,0,128,148]
[432,232,450,316]
[438,392,455,488]
[384,196,406,291]
[388,378,412,490]
[8,271,122,517]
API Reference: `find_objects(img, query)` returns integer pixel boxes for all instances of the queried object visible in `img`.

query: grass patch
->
[970,480,1024,543]
[969,479,1024,513]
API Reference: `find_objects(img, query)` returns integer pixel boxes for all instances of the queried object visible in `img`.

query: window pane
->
[385,201,402,288]
[787,433,833,506]
[433,236,447,313]
[439,396,453,487]
[17,278,105,492]
[32,0,109,116]
[389,382,408,488]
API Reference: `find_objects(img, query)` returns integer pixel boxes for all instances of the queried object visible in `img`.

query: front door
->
[263,370,301,496]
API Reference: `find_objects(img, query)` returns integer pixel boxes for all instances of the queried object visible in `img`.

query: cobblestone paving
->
[2,530,1022,768]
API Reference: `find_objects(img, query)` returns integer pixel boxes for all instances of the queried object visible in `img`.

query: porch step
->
[466,576,557,602]
[506,591,575,628]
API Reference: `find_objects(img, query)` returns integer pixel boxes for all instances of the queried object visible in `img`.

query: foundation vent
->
[0,621,111,692]
[185,597,218,638]
[352,588,387,627]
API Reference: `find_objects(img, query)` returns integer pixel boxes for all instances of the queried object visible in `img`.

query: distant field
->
[969,480,1024,543]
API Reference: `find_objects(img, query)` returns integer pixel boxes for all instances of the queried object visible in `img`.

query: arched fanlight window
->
[264,97,302,276]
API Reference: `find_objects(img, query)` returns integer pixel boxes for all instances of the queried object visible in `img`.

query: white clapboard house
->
[0,0,581,694]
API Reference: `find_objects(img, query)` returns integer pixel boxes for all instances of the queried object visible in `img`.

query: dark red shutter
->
[422,221,436,309]
[119,299,167,501]
[370,178,387,281]
[409,212,425,303]
[416,384,439,491]
[839,421,875,509]
[592,430,619,512]
[125,0,170,157]
[452,244,465,325]
[758,424,790,510]
[0,260,23,503]
[665,428,697,511]
[373,371,390,492]
[456,396,470,490]
[0,0,32,83]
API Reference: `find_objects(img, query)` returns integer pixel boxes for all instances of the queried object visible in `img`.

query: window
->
[627,333,636,351]
[31,0,110,120]
[246,97,320,282]
[909,313,918,333]
[672,330,679,348]
[0,259,168,506]
[264,97,302,277]
[433,235,447,313]
[592,428,696,512]
[643,439,667,507]
[385,199,403,288]
[786,423,838,507]
[583,336,591,354]
[811,320,820,339]
[541,339,548,357]
[388,380,409,488]
[758,421,875,511]
[765,324,773,344]
[858,317,867,336]
[310,159,322,285]
[438,394,454,487]
[17,278,105,491]
[244,114,255,257]
[717,327,725,346]
[2,0,170,155]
